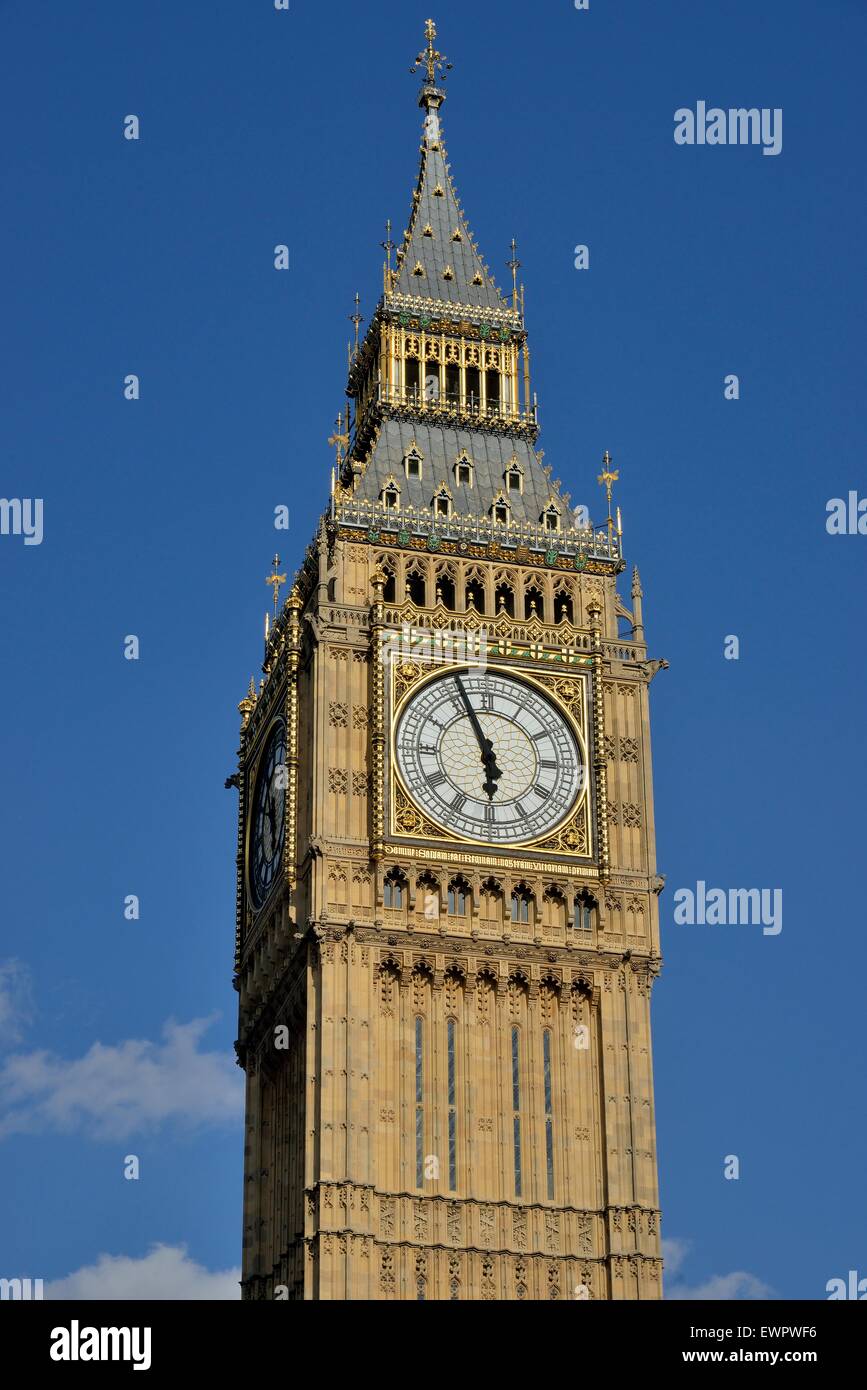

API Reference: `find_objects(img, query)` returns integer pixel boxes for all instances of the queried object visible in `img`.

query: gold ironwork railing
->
[334,498,623,565]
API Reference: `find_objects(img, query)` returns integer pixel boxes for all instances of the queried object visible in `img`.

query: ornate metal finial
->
[597,451,620,539]
[507,237,522,310]
[411,19,452,88]
[381,218,395,290]
[328,410,350,468]
[265,553,287,618]
[349,292,363,360]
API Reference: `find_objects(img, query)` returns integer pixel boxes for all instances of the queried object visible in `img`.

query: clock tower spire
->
[233,20,665,1301]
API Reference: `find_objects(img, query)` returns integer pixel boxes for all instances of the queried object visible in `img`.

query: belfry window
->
[445,363,460,406]
[524,585,543,621]
[495,583,515,616]
[506,466,523,494]
[543,506,561,532]
[406,570,426,606]
[382,486,399,510]
[404,450,422,480]
[456,459,472,486]
[405,358,420,401]
[465,579,485,613]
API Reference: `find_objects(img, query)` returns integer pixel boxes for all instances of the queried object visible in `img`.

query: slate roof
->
[354,419,560,526]
[394,103,509,313]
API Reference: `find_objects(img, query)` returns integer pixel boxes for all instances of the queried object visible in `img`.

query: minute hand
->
[454,676,503,800]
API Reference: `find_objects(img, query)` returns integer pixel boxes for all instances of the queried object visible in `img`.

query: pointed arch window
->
[511,1026,523,1198]
[524,584,544,621]
[543,1028,555,1200]
[384,868,407,910]
[490,492,511,527]
[543,504,561,532]
[381,484,400,510]
[506,461,524,495]
[447,878,469,917]
[404,449,423,481]
[406,568,426,607]
[495,583,515,617]
[577,893,597,933]
[433,486,452,519]
[555,589,574,623]
[454,453,473,487]
[511,887,532,925]
[447,1017,457,1191]
[415,1015,425,1188]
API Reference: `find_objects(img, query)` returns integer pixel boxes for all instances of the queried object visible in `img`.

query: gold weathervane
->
[328,411,350,468]
[597,450,620,537]
[411,19,452,86]
[265,553,287,618]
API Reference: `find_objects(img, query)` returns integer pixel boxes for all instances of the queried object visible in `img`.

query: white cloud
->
[0,959,34,1044]
[661,1236,691,1276]
[0,1017,243,1140]
[667,1271,774,1300]
[664,1236,774,1300]
[46,1244,240,1300]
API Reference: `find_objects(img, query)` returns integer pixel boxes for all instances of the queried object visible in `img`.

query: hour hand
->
[480,739,503,801]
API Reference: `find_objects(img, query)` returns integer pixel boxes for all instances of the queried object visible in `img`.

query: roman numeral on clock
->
[429,771,446,787]
[450,792,466,813]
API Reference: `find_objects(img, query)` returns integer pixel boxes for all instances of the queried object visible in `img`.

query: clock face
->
[250,722,287,907]
[395,669,584,845]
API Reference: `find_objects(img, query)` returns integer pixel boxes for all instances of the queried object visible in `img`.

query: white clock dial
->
[394,670,584,845]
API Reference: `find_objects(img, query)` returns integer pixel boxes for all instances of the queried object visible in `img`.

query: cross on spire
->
[411,18,452,89]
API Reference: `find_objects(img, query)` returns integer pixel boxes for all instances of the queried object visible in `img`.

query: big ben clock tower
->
[233,20,665,1301]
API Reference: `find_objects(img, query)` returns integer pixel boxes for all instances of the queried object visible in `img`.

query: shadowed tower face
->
[233,19,664,1302]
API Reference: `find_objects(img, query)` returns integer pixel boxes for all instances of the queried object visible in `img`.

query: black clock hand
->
[454,676,503,800]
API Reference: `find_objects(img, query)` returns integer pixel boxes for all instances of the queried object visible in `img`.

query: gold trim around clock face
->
[389,662,592,853]
[245,717,287,912]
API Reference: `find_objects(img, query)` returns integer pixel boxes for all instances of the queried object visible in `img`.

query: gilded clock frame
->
[245,715,288,912]
[387,659,593,855]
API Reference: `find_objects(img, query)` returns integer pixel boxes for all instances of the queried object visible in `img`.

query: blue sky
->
[1,0,865,1299]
